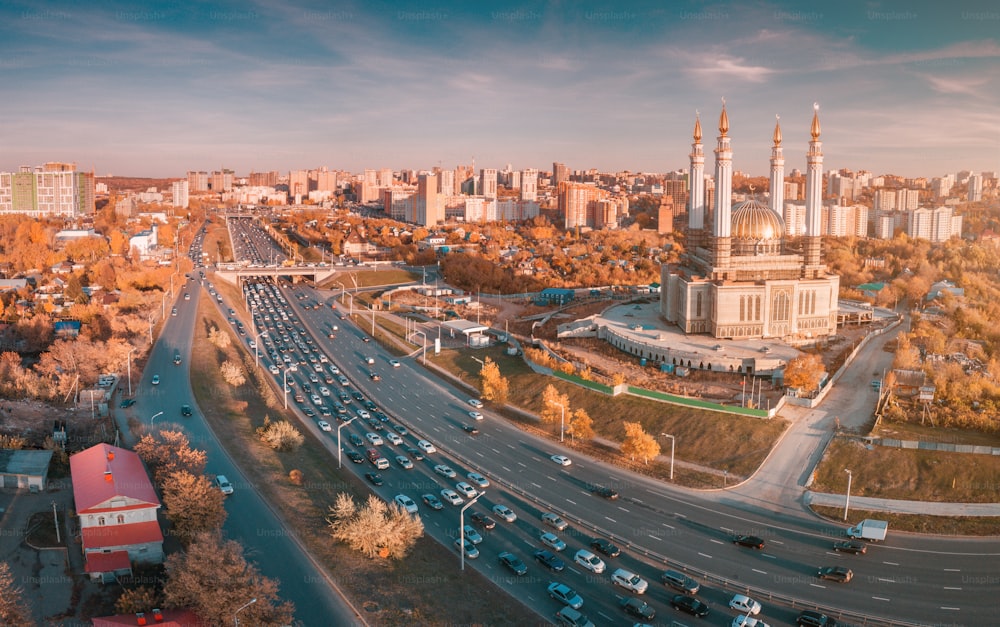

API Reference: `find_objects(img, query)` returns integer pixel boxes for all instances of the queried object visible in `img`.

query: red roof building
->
[70,443,164,581]
[91,608,206,627]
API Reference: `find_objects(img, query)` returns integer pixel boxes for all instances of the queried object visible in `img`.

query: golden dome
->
[773,115,782,146]
[811,103,821,140]
[719,101,729,137]
[693,114,702,142]
[731,198,785,255]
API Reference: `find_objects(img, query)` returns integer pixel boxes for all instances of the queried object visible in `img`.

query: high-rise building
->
[210,169,234,193]
[417,173,442,226]
[909,206,962,242]
[187,171,209,192]
[249,170,280,187]
[382,187,416,221]
[873,189,896,212]
[438,169,455,196]
[171,180,189,208]
[480,168,498,199]
[0,163,95,217]
[968,173,983,202]
[558,182,608,229]
[520,169,538,201]
[896,188,919,211]
[315,168,339,192]
[552,162,569,187]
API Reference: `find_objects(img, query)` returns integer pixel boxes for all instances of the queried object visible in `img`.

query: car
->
[534,549,565,572]
[817,566,853,583]
[467,398,484,408]
[462,525,483,545]
[417,440,436,454]
[573,549,605,574]
[421,493,444,510]
[619,597,655,620]
[303,407,316,418]
[796,610,837,626]
[405,446,424,461]
[171,307,177,316]
[318,386,330,396]
[178,404,193,417]
[349,433,364,447]
[729,594,761,615]
[393,494,418,514]
[492,504,517,522]
[454,538,479,559]
[183,292,190,300]
[215,475,234,495]
[455,482,478,499]
[119,398,136,408]
[733,617,771,627]
[611,568,648,594]
[468,410,483,420]
[365,472,383,486]
[365,432,383,446]
[547,582,583,609]
[470,512,496,529]
[151,375,160,386]
[540,532,566,551]
[499,551,527,576]
[385,432,403,445]
[389,359,401,368]
[365,356,375,365]
[542,512,569,531]
[462,424,479,435]
[732,534,765,549]
[554,607,594,627]
[317,420,332,431]
[369,371,381,381]
[393,424,409,435]
[467,472,490,488]
[670,594,710,617]
[269,364,280,375]
[433,464,457,478]
[356,409,371,419]
[345,450,364,464]
[362,336,371,343]
[310,394,323,406]
[550,454,572,466]
[832,540,867,554]
[589,537,620,557]
[661,569,700,594]
[395,455,413,470]
[589,484,618,499]
[440,489,464,506]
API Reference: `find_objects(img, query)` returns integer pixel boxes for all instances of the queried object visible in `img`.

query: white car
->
[611,568,648,594]
[468,398,483,408]
[319,386,331,396]
[269,364,279,375]
[356,409,371,420]
[733,617,771,627]
[468,410,483,420]
[541,512,568,531]
[395,455,413,470]
[151,375,160,386]
[573,549,605,574]
[467,472,490,488]
[454,537,479,559]
[433,464,456,478]
[540,532,566,552]
[455,482,478,499]
[310,394,323,406]
[393,494,418,514]
[440,489,464,506]
[492,504,517,522]
[389,359,401,368]
[385,432,403,446]
[215,474,234,495]
[317,421,332,432]
[417,440,436,454]
[462,525,483,545]
[365,432,384,446]
[729,594,762,616]
[551,454,572,466]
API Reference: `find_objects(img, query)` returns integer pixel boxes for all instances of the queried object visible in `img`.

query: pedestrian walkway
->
[806,491,1000,517]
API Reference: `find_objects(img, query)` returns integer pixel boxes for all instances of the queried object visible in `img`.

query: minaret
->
[712,100,732,271]
[769,115,784,217]
[804,103,823,268]
[688,112,705,250]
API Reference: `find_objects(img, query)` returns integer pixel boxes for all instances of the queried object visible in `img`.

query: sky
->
[1,0,998,179]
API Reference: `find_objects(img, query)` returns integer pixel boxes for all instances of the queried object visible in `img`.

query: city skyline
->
[1,0,998,179]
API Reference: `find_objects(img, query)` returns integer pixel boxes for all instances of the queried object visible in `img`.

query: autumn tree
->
[115,586,162,616]
[161,470,227,545]
[0,562,32,627]
[782,353,826,394]
[220,360,245,386]
[540,384,570,430]
[567,408,595,441]
[256,416,304,451]
[621,421,660,464]
[163,531,294,626]
[133,430,207,486]
[327,493,424,560]
[479,357,509,405]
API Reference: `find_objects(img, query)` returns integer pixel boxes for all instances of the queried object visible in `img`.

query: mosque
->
[661,103,840,343]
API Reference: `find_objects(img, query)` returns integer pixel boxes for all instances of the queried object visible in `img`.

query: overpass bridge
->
[212,263,341,286]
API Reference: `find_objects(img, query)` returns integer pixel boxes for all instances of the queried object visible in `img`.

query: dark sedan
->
[589,537,621,557]
[364,472,383,486]
[589,485,619,500]
[119,398,136,408]
[832,540,867,554]
[462,424,480,435]
[533,550,565,572]
[619,597,655,620]
[499,551,528,576]
[817,566,853,583]
[345,451,364,464]
[471,512,496,530]
[732,534,765,549]
[670,594,710,618]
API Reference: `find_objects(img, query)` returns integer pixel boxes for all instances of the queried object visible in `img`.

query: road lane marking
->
[882,561,899,566]
[761,553,776,559]
[872,596,890,602]
[940,607,961,610]
[697,552,712,559]
[605,517,617,523]
[943,586,962,590]
[565,499,577,505]
[710,539,724,545]
[809,583,825,588]
[662,523,675,530]
[943,568,961,572]
[752,568,767,575]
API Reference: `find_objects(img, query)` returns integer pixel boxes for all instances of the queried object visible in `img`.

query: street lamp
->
[252,330,264,369]
[233,597,257,626]
[337,416,358,468]
[282,365,296,409]
[552,401,565,443]
[843,468,853,521]
[126,347,136,397]
[459,492,483,571]
[660,433,676,481]
[150,411,163,427]
[370,303,376,337]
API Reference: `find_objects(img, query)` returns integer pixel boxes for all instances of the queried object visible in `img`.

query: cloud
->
[687,56,776,83]
[918,73,991,97]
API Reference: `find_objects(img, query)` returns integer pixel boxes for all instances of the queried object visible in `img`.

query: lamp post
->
[282,366,292,409]
[337,416,358,468]
[161,292,167,318]
[553,401,565,443]
[150,411,163,427]
[459,492,483,571]
[660,433,676,481]
[126,347,135,397]
[843,468,853,521]
[370,303,376,337]
[233,597,257,626]
[252,330,264,369]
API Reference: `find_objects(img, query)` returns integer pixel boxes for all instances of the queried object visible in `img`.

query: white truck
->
[847,519,888,542]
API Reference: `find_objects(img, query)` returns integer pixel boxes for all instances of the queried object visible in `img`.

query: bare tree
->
[327,493,424,560]
[161,470,227,545]
[256,417,304,451]
[163,531,294,627]
[0,562,32,627]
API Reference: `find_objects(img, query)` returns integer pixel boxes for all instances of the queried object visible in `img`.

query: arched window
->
[116,514,125,525]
